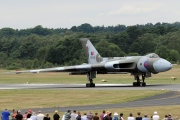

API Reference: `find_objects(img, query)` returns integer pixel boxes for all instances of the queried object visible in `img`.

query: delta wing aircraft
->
[16,38,172,87]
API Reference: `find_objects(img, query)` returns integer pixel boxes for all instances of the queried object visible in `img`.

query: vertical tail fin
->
[80,38,103,64]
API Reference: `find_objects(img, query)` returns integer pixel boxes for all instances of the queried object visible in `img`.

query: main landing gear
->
[133,73,146,87]
[86,71,96,87]
[86,79,95,87]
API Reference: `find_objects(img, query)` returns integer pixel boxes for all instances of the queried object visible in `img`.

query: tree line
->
[0,22,180,69]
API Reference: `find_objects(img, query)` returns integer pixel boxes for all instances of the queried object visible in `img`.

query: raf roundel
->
[144,60,149,69]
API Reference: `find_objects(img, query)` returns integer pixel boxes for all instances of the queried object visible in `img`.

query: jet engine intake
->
[113,63,134,68]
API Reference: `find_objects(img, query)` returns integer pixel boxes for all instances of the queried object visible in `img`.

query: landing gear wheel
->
[137,82,140,86]
[142,82,146,86]
[86,83,90,87]
[139,82,146,87]
[91,83,95,87]
[133,82,137,86]
[133,82,146,87]
[86,83,95,87]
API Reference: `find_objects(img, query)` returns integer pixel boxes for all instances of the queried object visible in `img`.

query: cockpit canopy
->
[146,53,160,58]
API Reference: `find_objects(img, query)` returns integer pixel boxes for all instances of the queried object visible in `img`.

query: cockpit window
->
[146,53,160,58]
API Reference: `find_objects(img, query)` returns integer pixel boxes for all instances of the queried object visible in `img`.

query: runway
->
[1,84,180,113]
[0,83,180,91]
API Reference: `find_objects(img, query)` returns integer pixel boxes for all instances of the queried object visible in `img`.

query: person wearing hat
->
[27,110,33,118]
[112,112,119,120]
[37,110,44,120]
[152,111,159,120]
[15,110,23,120]
[53,110,60,120]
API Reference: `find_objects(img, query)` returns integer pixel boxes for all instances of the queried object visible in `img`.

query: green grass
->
[0,65,179,84]
[0,89,168,111]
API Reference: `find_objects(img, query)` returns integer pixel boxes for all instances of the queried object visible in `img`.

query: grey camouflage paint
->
[16,38,172,78]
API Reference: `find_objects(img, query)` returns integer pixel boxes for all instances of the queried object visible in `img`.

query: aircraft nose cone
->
[153,59,172,72]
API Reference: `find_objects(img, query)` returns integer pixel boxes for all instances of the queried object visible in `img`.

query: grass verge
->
[0,89,168,111]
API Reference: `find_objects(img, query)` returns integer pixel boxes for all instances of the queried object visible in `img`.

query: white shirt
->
[81,115,88,120]
[127,117,134,120]
[27,118,33,120]
[37,113,44,120]
[71,113,78,120]
[30,116,37,120]
[152,115,159,120]
[120,117,124,120]
[62,115,65,120]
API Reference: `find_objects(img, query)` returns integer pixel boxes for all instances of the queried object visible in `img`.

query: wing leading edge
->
[16,60,136,74]
[16,64,92,74]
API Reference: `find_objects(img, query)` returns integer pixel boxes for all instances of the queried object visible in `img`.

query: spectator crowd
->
[1,109,179,120]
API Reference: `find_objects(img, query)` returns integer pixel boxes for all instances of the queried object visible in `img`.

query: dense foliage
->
[0,22,180,69]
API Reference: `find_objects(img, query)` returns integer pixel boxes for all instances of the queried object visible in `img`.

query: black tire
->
[137,82,140,86]
[86,83,90,87]
[90,83,95,87]
[142,82,146,86]
[86,83,95,87]
[133,82,137,86]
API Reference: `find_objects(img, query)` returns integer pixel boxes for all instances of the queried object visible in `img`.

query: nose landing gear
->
[133,73,146,87]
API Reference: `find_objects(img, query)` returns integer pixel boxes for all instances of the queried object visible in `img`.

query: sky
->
[0,0,180,29]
